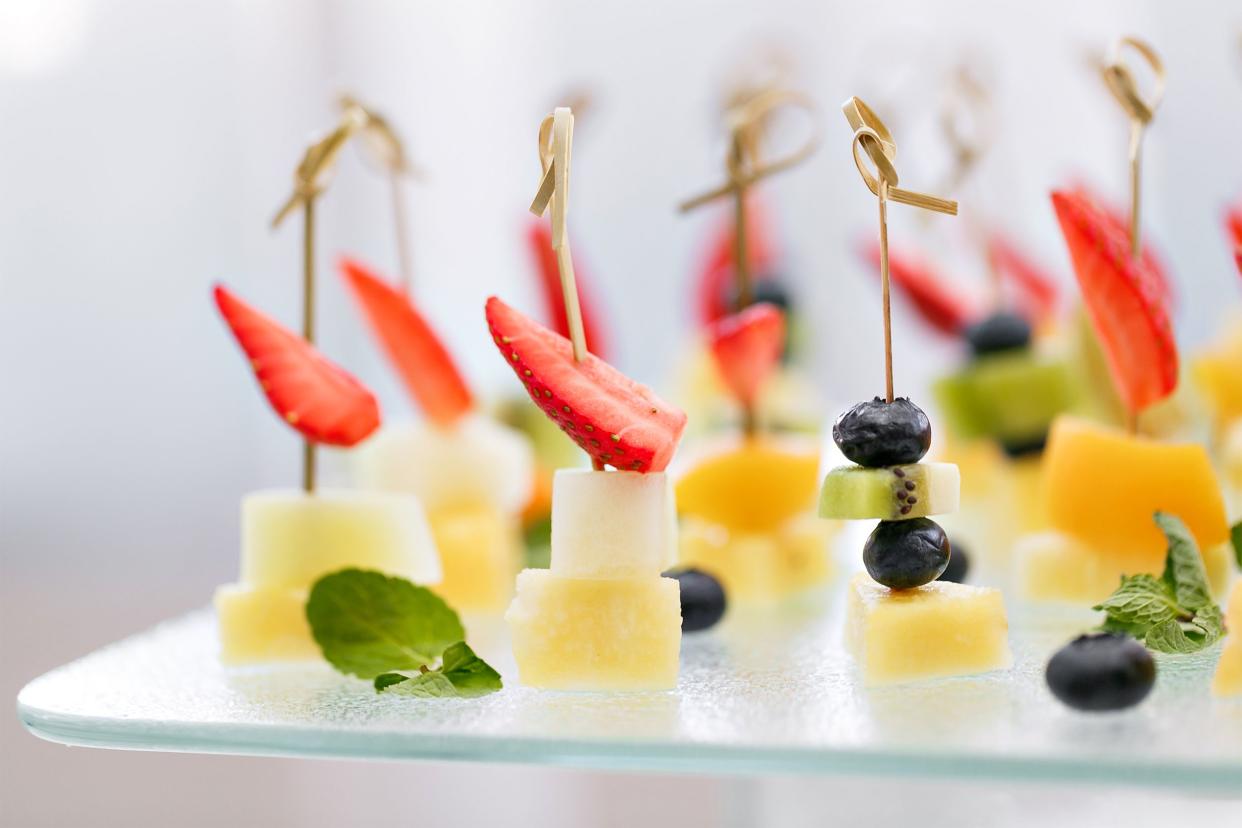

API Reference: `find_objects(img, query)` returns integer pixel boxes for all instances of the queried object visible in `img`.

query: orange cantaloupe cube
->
[675,438,820,533]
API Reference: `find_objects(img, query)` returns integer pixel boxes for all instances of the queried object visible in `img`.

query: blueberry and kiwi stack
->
[822,396,957,590]
[935,312,1077,456]
[1045,633,1155,712]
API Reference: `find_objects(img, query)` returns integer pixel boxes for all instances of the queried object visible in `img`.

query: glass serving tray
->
[17,585,1242,790]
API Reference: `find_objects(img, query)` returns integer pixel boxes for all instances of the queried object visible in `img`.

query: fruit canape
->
[341,258,534,613]
[824,97,1012,686]
[1013,190,1233,602]
[495,107,689,691]
[211,285,440,663]
[676,303,836,601]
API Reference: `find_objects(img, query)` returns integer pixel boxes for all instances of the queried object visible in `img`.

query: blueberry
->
[863,518,950,589]
[963,312,1031,356]
[999,434,1047,458]
[663,567,727,632]
[832,397,931,467]
[1045,633,1156,712]
[724,276,793,314]
[937,537,970,583]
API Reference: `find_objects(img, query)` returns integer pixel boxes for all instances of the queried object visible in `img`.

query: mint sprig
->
[1230,520,1241,569]
[375,642,502,698]
[1093,512,1225,654]
[305,569,501,698]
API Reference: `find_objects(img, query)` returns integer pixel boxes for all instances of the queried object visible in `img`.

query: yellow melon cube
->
[845,573,1012,686]
[675,438,820,533]
[1015,531,1233,603]
[1040,417,1229,565]
[214,583,317,664]
[1212,583,1242,697]
[679,514,835,602]
[428,504,522,613]
[1193,320,1242,426]
[241,489,441,589]
[505,569,681,690]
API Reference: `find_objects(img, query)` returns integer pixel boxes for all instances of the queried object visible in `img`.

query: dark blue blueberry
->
[1045,633,1155,712]
[937,537,970,583]
[863,518,950,589]
[663,567,727,632]
[964,312,1031,356]
[833,397,931,468]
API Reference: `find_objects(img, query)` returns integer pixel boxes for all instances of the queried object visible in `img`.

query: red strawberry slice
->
[526,219,610,359]
[985,232,1060,324]
[694,196,778,324]
[338,257,474,426]
[860,241,979,336]
[1225,204,1242,276]
[1071,183,1174,307]
[1051,189,1178,413]
[707,303,786,408]
[214,284,380,446]
[485,296,686,472]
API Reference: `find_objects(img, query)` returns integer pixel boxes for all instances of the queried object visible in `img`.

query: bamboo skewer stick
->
[843,97,957,405]
[272,110,364,493]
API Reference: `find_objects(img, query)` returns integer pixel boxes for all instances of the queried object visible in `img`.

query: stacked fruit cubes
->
[819,397,1012,685]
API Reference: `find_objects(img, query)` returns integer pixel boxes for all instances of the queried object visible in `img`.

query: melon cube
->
[215,583,317,664]
[1040,417,1229,563]
[675,439,821,533]
[428,504,522,613]
[845,573,1012,686]
[818,462,960,521]
[240,489,440,589]
[1193,320,1242,426]
[550,469,677,579]
[354,414,534,512]
[1015,531,1233,603]
[1212,583,1242,697]
[505,569,681,690]
[679,514,835,602]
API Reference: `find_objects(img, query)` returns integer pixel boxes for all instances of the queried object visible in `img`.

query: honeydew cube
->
[1212,583,1242,697]
[214,583,317,664]
[845,573,1012,686]
[1015,530,1233,603]
[675,438,821,533]
[550,469,677,579]
[505,569,681,690]
[241,489,440,589]
[354,414,534,513]
[1040,417,1229,563]
[428,504,522,613]
[679,514,835,602]
[818,462,960,521]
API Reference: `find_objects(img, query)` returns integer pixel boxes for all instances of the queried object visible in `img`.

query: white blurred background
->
[2,1,1241,825]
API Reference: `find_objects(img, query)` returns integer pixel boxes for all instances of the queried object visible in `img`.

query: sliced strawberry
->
[985,232,1060,323]
[486,297,686,472]
[694,196,779,324]
[338,257,473,426]
[1226,204,1242,276]
[1071,183,1174,307]
[1051,189,1178,413]
[707,303,786,408]
[526,219,609,359]
[860,241,979,336]
[214,284,380,446]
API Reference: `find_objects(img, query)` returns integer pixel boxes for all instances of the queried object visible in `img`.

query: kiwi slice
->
[934,351,1077,449]
[818,462,960,521]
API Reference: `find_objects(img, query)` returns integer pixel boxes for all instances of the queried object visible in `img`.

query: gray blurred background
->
[3,1,1241,825]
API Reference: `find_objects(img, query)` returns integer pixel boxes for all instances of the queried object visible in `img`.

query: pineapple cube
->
[550,470,677,579]
[215,583,317,664]
[354,415,534,512]
[1212,583,1242,697]
[505,569,681,690]
[845,573,1012,686]
[1015,531,1233,603]
[241,489,440,589]
[428,504,522,613]
[679,514,835,602]
[675,438,821,533]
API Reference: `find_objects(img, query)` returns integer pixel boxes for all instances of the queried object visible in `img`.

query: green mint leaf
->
[1186,604,1225,649]
[306,569,465,679]
[1231,521,1242,569]
[1092,574,1179,628]
[376,642,503,698]
[1154,512,1213,610]
[1144,618,1199,653]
